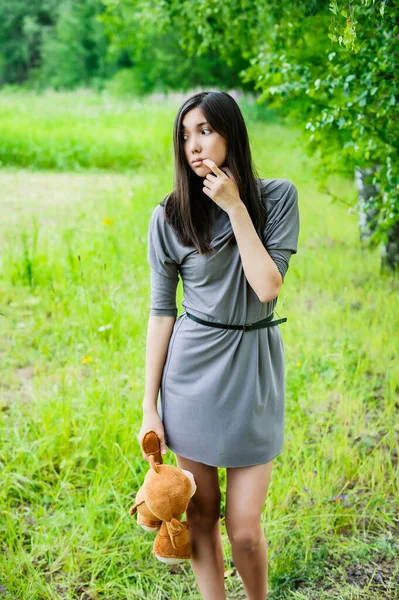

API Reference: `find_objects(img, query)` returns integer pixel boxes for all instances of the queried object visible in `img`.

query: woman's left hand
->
[201,159,243,214]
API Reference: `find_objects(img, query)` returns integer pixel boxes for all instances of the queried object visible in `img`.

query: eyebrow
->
[181,121,209,131]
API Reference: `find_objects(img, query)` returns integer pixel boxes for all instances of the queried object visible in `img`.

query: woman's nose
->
[190,138,201,153]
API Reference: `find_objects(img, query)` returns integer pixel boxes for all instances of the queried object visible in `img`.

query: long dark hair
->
[161,91,268,254]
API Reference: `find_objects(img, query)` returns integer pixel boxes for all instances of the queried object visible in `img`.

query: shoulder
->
[149,191,174,227]
[257,178,298,207]
[149,200,172,237]
[149,203,165,228]
[257,178,299,235]
[148,199,182,259]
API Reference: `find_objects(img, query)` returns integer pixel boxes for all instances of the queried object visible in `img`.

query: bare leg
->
[175,453,226,600]
[225,460,273,600]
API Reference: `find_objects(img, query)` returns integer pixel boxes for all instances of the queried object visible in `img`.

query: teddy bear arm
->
[165,518,191,550]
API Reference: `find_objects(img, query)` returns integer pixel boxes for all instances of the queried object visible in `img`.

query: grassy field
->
[0,91,398,599]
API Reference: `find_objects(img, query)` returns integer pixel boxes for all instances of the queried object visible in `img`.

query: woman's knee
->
[186,498,221,531]
[175,453,221,529]
[186,473,222,529]
[226,521,264,553]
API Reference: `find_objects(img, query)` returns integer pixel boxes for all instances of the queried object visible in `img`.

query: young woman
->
[138,90,300,600]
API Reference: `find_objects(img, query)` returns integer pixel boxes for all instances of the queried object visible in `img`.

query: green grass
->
[0,88,173,171]
[0,88,283,172]
[0,91,398,599]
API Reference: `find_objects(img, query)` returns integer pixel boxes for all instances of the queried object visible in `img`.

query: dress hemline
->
[166,443,282,469]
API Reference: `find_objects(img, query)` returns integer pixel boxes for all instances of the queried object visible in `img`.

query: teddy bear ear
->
[141,431,163,465]
[129,499,145,516]
[180,469,197,497]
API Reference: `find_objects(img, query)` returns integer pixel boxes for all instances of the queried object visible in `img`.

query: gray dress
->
[147,178,300,467]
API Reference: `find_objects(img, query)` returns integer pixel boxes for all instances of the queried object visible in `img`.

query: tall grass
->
[0,91,398,599]
[0,88,171,171]
[0,88,282,172]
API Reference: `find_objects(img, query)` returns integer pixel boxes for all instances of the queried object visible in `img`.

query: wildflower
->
[82,356,93,364]
[98,323,112,332]
[332,493,347,503]
[103,218,113,225]
[308,470,317,477]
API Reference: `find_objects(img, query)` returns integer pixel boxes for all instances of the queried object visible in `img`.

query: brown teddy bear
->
[129,430,197,564]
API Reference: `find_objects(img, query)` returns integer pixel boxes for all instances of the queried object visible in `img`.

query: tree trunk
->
[354,165,380,242]
[381,221,399,273]
[354,165,399,273]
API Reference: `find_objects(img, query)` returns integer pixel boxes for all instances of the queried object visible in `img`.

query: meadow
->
[0,90,398,599]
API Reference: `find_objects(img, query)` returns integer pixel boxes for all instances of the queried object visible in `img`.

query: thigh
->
[175,453,222,521]
[225,460,273,533]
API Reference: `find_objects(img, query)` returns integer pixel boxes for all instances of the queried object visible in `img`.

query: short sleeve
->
[262,181,300,282]
[147,207,180,317]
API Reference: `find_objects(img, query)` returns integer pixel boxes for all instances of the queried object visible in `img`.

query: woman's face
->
[181,106,227,177]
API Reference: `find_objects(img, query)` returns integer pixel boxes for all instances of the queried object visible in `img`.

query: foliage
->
[0,0,118,89]
[0,0,58,85]
[99,0,252,95]
[36,0,117,90]
[144,0,399,254]
[0,0,251,95]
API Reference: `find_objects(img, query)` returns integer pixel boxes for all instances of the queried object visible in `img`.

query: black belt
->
[185,311,287,332]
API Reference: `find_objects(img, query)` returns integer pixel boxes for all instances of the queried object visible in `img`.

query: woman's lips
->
[192,159,204,166]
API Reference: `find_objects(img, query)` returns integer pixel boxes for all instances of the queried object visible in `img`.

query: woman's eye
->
[182,129,211,141]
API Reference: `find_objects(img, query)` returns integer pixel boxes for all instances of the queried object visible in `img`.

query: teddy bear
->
[129,430,197,564]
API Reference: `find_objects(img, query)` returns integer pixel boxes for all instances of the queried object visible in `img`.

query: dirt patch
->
[0,170,137,239]
[16,366,35,380]
[291,536,399,600]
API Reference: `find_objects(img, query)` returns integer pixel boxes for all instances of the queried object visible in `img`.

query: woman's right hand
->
[137,408,168,463]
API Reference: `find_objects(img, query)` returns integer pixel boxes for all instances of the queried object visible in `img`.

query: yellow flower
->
[82,356,93,364]
[296,361,302,366]
[103,218,113,225]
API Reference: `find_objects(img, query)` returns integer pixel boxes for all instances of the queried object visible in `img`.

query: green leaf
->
[329,1,339,15]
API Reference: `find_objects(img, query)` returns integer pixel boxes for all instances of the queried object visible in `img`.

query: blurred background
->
[0,1,398,599]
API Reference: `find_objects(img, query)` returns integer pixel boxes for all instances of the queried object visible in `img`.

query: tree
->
[38,0,115,89]
[0,0,58,85]
[0,0,120,90]
[100,0,253,96]
[121,0,398,272]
